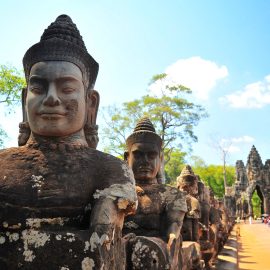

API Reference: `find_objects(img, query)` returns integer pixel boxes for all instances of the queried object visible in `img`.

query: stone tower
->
[232,145,270,217]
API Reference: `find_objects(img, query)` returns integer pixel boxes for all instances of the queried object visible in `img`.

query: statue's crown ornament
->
[177,165,197,186]
[23,14,98,89]
[126,117,162,149]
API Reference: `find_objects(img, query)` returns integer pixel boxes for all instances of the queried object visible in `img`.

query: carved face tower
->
[125,117,162,184]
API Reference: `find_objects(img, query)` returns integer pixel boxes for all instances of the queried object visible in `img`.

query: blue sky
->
[1,0,270,166]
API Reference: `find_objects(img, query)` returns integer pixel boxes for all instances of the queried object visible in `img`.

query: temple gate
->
[232,146,270,217]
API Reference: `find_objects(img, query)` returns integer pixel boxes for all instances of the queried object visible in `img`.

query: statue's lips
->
[38,112,67,120]
[138,168,152,172]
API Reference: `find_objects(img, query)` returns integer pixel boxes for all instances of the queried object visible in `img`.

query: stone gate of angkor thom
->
[225,145,270,218]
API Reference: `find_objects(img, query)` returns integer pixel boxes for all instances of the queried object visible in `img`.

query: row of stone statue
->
[0,15,233,269]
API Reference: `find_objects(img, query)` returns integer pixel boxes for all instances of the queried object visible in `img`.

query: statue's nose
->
[42,84,60,106]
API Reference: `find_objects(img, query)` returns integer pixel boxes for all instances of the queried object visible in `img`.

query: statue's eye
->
[29,86,44,94]
[62,87,76,94]
[148,152,158,159]
[133,151,143,159]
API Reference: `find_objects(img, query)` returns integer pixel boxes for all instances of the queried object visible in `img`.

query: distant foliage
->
[0,64,26,147]
[165,149,187,185]
[252,191,261,217]
[193,163,236,198]
[101,73,208,163]
[0,65,26,106]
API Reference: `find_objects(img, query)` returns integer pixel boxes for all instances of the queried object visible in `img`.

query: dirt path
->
[238,220,270,270]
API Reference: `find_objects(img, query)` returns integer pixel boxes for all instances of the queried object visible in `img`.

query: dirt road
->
[238,220,270,270]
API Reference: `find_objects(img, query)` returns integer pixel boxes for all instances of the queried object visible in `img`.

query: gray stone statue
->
[0,15,137,270]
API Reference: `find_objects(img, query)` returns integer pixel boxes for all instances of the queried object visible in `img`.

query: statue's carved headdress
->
[177,165,198,191]
[23,14,98,89]
[126,117,162,150]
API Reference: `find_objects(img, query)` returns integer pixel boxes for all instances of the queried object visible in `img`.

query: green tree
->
[0,65,26,147]
[101,73,208,163]
[192,161,236,198]
[0,65,25,106]
[252,191,261,217]
[165,149,187,185]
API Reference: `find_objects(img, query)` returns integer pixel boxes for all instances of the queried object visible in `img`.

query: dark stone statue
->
[0,15,137,270]
[123,117,187,270]
[177,165,200,242]
[197,179,214,269]
[208,190,223,267]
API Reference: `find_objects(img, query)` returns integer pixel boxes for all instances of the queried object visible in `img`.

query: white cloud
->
[231,135,255,143]
[219,135,255,154]
[225,145,240,153]
[220,74,270,108]
[149,56,228,100]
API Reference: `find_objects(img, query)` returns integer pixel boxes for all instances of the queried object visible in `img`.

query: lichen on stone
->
[60,267,70,270]
[81,257,95,270]
[21,229,50,262]
[30,175,44,190]
[89,232,110,252]
[66,232,76,242]
[26,217,67,228]
[84,241,90,252]
[56,234,62,241]
[23,249,36,262]
[93,182,137,213]
[8,232,19,242]
[0,236,6,244]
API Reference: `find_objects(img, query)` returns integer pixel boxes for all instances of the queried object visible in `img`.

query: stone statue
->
[177,165,200,242]
[197,179,214,269]
[208,189,223,266]
[0,15,137,270]
[123,117,187,270]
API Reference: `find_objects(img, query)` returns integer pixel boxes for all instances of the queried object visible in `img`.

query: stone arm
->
[89,196,129,269]
[164,187,187,249]
[89,196,125,247]
[166,209,186,248]
[89,180,137,240]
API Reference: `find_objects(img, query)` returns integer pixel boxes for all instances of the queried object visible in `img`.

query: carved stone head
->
[124,117,162,184]
[177,165,198,196]
[19,15,100,148]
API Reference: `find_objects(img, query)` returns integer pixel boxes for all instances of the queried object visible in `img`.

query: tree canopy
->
[0,65,26,148]
[192,160,236,198]
[164,149,187,185]
[0,65,25,106]
[101,73,208,164]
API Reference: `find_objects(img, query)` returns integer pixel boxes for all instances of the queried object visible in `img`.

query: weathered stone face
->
[126,142,161,183]
[26,61,87,138]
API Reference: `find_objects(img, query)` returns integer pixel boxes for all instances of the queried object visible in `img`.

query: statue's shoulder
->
[0,146,25,161]
[87,148,135,185]
[160,185,187,213]
[89,149,137,215]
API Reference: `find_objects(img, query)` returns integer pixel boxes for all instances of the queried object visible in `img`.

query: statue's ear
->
[86,89,100,126]
[22,87,28,122]
[124,151,129,162]
[18,87,31,146]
